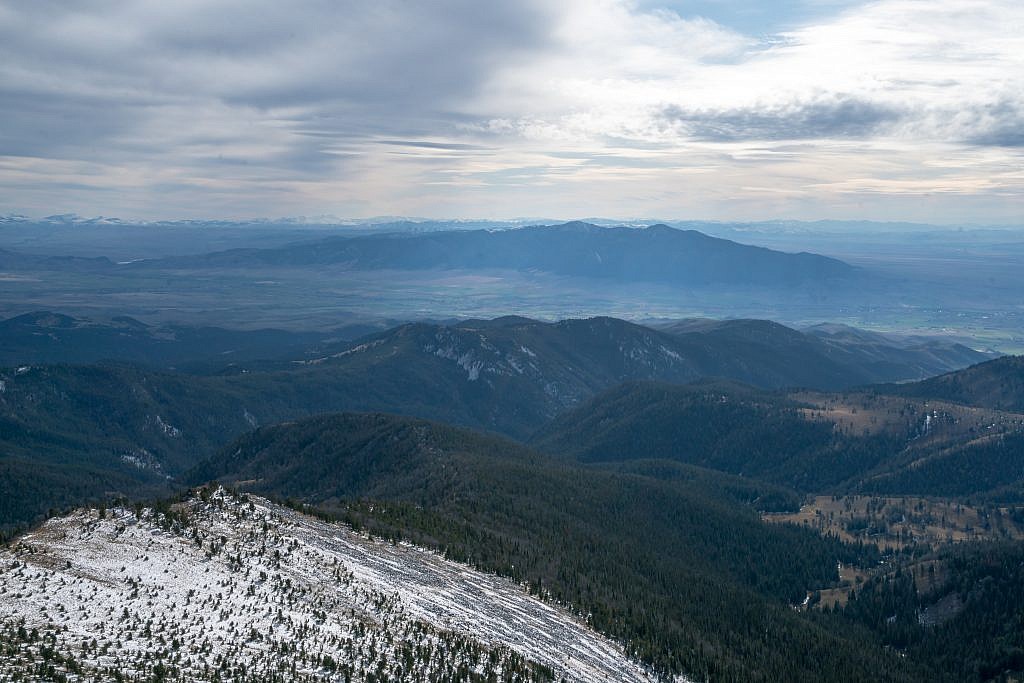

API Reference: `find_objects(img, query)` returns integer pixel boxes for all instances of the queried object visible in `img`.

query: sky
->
[0,0,1022,224]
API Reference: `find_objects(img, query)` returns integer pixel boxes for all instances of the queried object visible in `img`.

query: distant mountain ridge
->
[531,371,1024,499]
[148,222,857,287]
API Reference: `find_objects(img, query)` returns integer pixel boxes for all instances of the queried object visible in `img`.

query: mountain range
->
[0,313,1006,529]
[144,222,856,288]
[2,310,989,382]
[1,221,858,288]
[5,219,1022,350]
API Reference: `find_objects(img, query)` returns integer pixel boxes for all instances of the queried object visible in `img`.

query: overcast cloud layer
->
[1,0,1022,223]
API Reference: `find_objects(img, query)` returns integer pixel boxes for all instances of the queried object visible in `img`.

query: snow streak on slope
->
[0,489,662,682]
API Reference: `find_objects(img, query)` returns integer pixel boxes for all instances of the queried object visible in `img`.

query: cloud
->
[658,95,902,141]
[0,0,1022,222]
[0,1,554,161]
[961,99,1024,148]
[377,140,495,151]
[479,0,1024,147]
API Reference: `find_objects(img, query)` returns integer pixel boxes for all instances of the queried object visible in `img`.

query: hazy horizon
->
[3,213,1022,231]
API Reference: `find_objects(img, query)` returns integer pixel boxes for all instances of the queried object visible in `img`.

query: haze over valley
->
[2,215,1022,352]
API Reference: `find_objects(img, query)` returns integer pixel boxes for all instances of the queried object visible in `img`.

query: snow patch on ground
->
[428,345,486,381]
[118,447,165,476]
[330,339,385,360]
[153,415,181,438]
[297,338,385,365]
[660,345,682,362]
[0,489,661,682]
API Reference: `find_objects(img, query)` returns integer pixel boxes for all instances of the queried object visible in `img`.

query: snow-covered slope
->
[0,488,662,682]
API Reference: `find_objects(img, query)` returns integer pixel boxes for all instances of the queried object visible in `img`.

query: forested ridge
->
[533,379,1024,499]
[0,317,1012,530]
